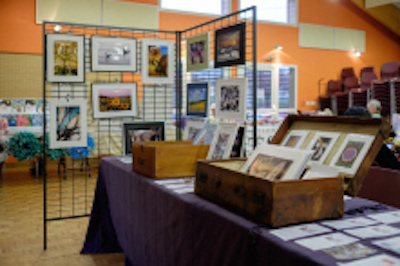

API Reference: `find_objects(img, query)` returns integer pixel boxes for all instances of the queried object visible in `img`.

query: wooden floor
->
[0,166,125,266]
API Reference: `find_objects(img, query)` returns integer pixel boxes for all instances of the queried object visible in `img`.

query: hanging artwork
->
[186,83,209,117]
[49,99,88,149]
[186,33,209,72]
[215,78,247,120]
[214,23,245,68]
[46,33,85,83]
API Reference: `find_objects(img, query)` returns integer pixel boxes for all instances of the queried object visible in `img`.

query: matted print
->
[305,131,341,165]
[46,34,85,83]
[186,83,209,117]
[207,122,239,160]
[215,78,247,120]
[248,153,293,181]
[186,33,209,72]
[91,36,137,72]
[12,99,25,113]
[49,99,88,149]
[183,120,206,141]
[0,99,12,113]
[214,23,245,68]
[281,130,311,149]
[91,83,138,119]
[191,123,217,145]
[141,38,175,84]
[25,99,37,114]
[122,121,165,155]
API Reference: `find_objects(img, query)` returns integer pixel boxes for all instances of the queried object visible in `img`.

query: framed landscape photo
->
[91,83,138,119]
[305,131,341,165]
[49,99,88,149]
[214,23,245,68]
[186,82,209,117]
[46,33,85,83]
[215,78,247,120]
[91,36,137,72]
[122,121,165,155]
[186,33,209,72]
[281,130,311,149]
[207,122,239,160]
[141,38,175,84]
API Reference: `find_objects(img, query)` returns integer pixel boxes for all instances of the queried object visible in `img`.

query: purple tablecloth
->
[82,157,400,266]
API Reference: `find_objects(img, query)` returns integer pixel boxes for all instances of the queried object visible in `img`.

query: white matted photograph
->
[91,83,138,119]
[281,130,311,148]
[207,122,239,160]
[191,123,217,145]
[91,36,137,72]
[46,33,85,83]
[215,78,247,120]
[49,99,88,149]
[329,133,375,176]
[305,131,341,165]
[183,120,206,141]
[141,38,175,84]
[122,121,165,155]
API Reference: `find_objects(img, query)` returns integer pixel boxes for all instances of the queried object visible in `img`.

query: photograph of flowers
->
[91,36,137,72]
[186,83,209,117]
[46,33,85,83]
[215,78,247,120]
[214,23,245,68]
[91,83,138,119]
[49,99,88,149]
[186,33,209,72]
[122,121,165,155]
[141,38,175,84]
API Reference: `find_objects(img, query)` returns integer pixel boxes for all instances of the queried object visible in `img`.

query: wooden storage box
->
[132,141,209,179]
[195,115,391,227]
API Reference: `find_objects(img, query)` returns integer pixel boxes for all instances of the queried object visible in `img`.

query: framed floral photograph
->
[141,38,175,84]
[214,23,245,68]
[215,78,247,120]
[186,33,209,72]
[281,130,311,149]
[122,121,165,155]
[183,120,206,141]
[186,82,209,117]
[46,33,85,83]
[207,122,239,160]
[91,36,137,72]
[305,131,341,165]
[49,99,88,149]
[91,83,138,119]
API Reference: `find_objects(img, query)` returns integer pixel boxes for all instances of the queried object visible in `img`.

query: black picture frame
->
[122,121,165,155]
[214,23,246,68]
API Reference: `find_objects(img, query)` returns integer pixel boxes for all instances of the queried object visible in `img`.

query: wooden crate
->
[132,141,209,179]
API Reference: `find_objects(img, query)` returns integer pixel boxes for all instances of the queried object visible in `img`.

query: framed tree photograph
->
[91,83,138,119]
[186,82,209,117]
[49,99,88,149]
[305,131,341,165]
[215,78,247,120]
[207,122,239,160]
[186,33,209,72]
[122,121,165,155]
[141,38,175,84]
[281,130,311,149]
[183,120,206,141]
[46,33,85,83]
[91,36,137,72]
[214,23,245,68]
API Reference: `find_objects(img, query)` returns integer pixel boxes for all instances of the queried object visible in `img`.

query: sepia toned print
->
[54,40,78,76]
[335,141,364,168]
[249,154,293,181]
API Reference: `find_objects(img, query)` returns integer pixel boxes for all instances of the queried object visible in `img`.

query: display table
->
[82,157,400,266]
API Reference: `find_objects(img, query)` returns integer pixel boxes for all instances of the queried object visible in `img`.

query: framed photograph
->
[12,99,25,113]
[281,130,311,148]
[215,78,247,120]
[183,120,206,141]
[0,99,12,113]
[91,83,138,119]
[191,123,217,145]
[186,82,209,117]
[305,131,341,165]
[230,126,245,158]
[122,121,165,155]
[186,33,209,72]
[207,122,239,159]
[214,23,245,68]
[49,99,88,149]
[46,33,85,83]
[141,38,175,84]
[329,133,374,176]
[91,36,137,72]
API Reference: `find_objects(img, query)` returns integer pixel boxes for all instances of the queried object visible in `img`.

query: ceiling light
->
[275,45,283,50]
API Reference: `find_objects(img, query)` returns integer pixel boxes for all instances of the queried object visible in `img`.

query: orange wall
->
[1,0,399,110]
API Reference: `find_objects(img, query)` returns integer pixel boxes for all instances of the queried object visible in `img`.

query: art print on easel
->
[141,38,175,84]
[46,34,85,83]
[91,36,137,72]
[215,78,247,120]
[186,83,209,117]
[305,131,341,165]
[186,33,209,72]
[214,23,245,68]
[49,99,88,149]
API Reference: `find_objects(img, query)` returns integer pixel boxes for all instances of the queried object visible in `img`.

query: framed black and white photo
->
[186,82,209,117]
[214,23,245,68]
[91,83,138,119]
[91,36,137,72]
[122,121,165,155]
[46,33,85,83]
[207,122,239,160]
[215,78,247,120]
[183,120,206,141]
[186,33,209,72]
[49,99,88,149]
[141,38,175,84]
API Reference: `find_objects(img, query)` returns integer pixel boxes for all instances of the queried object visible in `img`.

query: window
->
[160,0,230,16]
[239,0,297,24]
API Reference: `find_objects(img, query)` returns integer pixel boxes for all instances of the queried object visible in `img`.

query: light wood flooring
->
[0,164,125,266]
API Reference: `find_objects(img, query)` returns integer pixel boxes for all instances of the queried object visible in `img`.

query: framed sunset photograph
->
[186,82,209,117]
[214,23,245,68]
[186,33,209,72]
[91,83,138,119]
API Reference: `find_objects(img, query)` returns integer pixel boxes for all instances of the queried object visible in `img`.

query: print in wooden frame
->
[186,33,209,72]
[91,83,138,119]
[91,36,137,72]
[186,82,209,117]
[215,78,247,120]
[49,99,88,149]
[46,33,85,83]
[122,121,165,155]
[214,23,245,68]
[141,38,175,84]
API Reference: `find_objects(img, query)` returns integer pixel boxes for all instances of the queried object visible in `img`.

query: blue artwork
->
[31,114,44,127]
[56,106,81,141]
[186,83,209,117]
[6,114,17,127]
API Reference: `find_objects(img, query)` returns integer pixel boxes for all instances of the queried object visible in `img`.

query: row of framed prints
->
[46,22,245,83]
